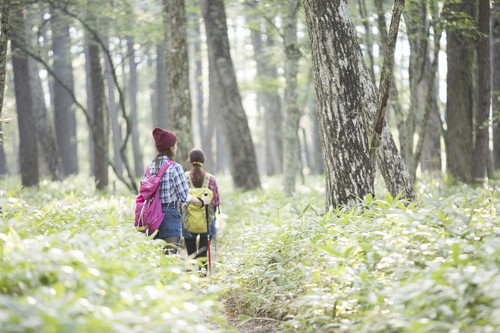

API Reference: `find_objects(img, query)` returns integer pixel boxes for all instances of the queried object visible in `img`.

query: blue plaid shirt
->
[146,156,189,204]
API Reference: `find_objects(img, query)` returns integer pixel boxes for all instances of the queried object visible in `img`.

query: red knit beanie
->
[152,128,177,151]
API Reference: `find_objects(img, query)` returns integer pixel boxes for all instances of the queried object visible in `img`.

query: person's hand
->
[201,195,210,206]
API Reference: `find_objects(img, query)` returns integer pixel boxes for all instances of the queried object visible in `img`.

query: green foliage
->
[0,176,220,332]
[217,176,500,332]
[1,174,499,332]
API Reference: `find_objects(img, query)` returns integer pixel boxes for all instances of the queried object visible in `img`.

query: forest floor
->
[223,303,283,333]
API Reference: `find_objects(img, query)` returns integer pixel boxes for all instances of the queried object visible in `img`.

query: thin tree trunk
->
[357,0,375,82]
[445,1,474,183]
[493,1,500,172]
[283,0,301,197]
[127,37,143,177]
[163,0,193,168]
[0,0,12,175]
[472,0,490,182]
[88,34,108,189]
[29,55,61,180]
[103,36,123,176]
[201,0,260,189]
[85,41,95,175]
[188,9,204,149]
[304,0,374,209]
[11,6,38,187]
[246,7,283,176]
[51,6,78,176]
[0,0,12,119]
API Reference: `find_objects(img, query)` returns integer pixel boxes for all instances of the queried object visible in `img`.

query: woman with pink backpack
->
[145,128,210,255]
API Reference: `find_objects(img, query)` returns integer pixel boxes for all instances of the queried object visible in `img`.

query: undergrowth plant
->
[216,176,500,332]
[0,176,221,333]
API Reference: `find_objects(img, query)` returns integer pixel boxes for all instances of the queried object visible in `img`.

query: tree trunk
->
[29,55,61,180]
[445,1,474,183]
[283,0,301,197]
[153,44,167,129]
[201,0,260,189]
[103,36,123,176]
[188,9,204,149]
[357,0,375,82]
[303,0,374,209]
[127,37,143,177]
[11,6,38,187]
[0,0,11,119]
[472,0,490,182]
[84,41,95,175]
[163,0,193,168]
[400,1,429,182]
[51,6,78,176]
[493,1,500,172]
[247,8,283,176]
[88,34,108,189]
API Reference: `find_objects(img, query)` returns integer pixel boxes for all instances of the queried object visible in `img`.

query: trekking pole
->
[204,192,212,275]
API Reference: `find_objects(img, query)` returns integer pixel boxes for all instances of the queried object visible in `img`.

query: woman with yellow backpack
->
[181,148,221,274]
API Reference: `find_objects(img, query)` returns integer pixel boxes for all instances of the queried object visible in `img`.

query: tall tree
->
[163,0,193,168]
[11,4,38,187]
[0,0,11,119]
[88,34,109,190]
[303,0,374,208]
[28,7,61,180]
[472,0,490,182]
[246,5,283,176]
[50,6,78,176]
[283,0,301,197]
[103,36,123,176]
[127,37,143,177]
[445,0,475,183]
[0,0,10,176]
[200,0,260,189]
[493,1,500,172]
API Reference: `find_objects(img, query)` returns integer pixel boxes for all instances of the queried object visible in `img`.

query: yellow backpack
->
[182,172,214,233]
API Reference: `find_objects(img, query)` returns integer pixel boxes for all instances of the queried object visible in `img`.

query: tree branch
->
[369,0,405,171]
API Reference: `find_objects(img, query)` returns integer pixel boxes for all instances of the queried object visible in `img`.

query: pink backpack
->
[134,160,174,235]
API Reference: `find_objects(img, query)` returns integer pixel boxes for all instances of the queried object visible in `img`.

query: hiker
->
[146,128,210,255]
[182,148,220,272]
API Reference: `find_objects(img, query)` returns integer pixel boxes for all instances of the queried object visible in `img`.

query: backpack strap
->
[146,160,173,178]
[202,172,211,188]
[185,171,193,188]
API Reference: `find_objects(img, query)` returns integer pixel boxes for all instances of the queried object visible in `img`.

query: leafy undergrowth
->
[1,175,499,332]
[216,176,500,332]
[0,176,221,333]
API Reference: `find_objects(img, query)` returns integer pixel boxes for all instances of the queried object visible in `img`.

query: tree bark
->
[0,0,11,119]
[493,1,500,172]
[303,0,374,209]
[11,5,38,187]
[445,1,474,183]
[29,54,61,180]
[103,36,123,176]
[127,37,143,177]
[201,0,261,189]
[397,0,429,182]
[84,40,95,176]
[51,6,78,176]
[88,34,109,190]
[369,0,405,172]
[0,0,12,175]
[187,9,204,150]
[472,0,491,182]
[246,6,283,176]
[163,0,193,168]
[283,0,301,197]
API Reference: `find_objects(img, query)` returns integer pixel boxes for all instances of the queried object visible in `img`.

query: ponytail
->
[188,149,206,188]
